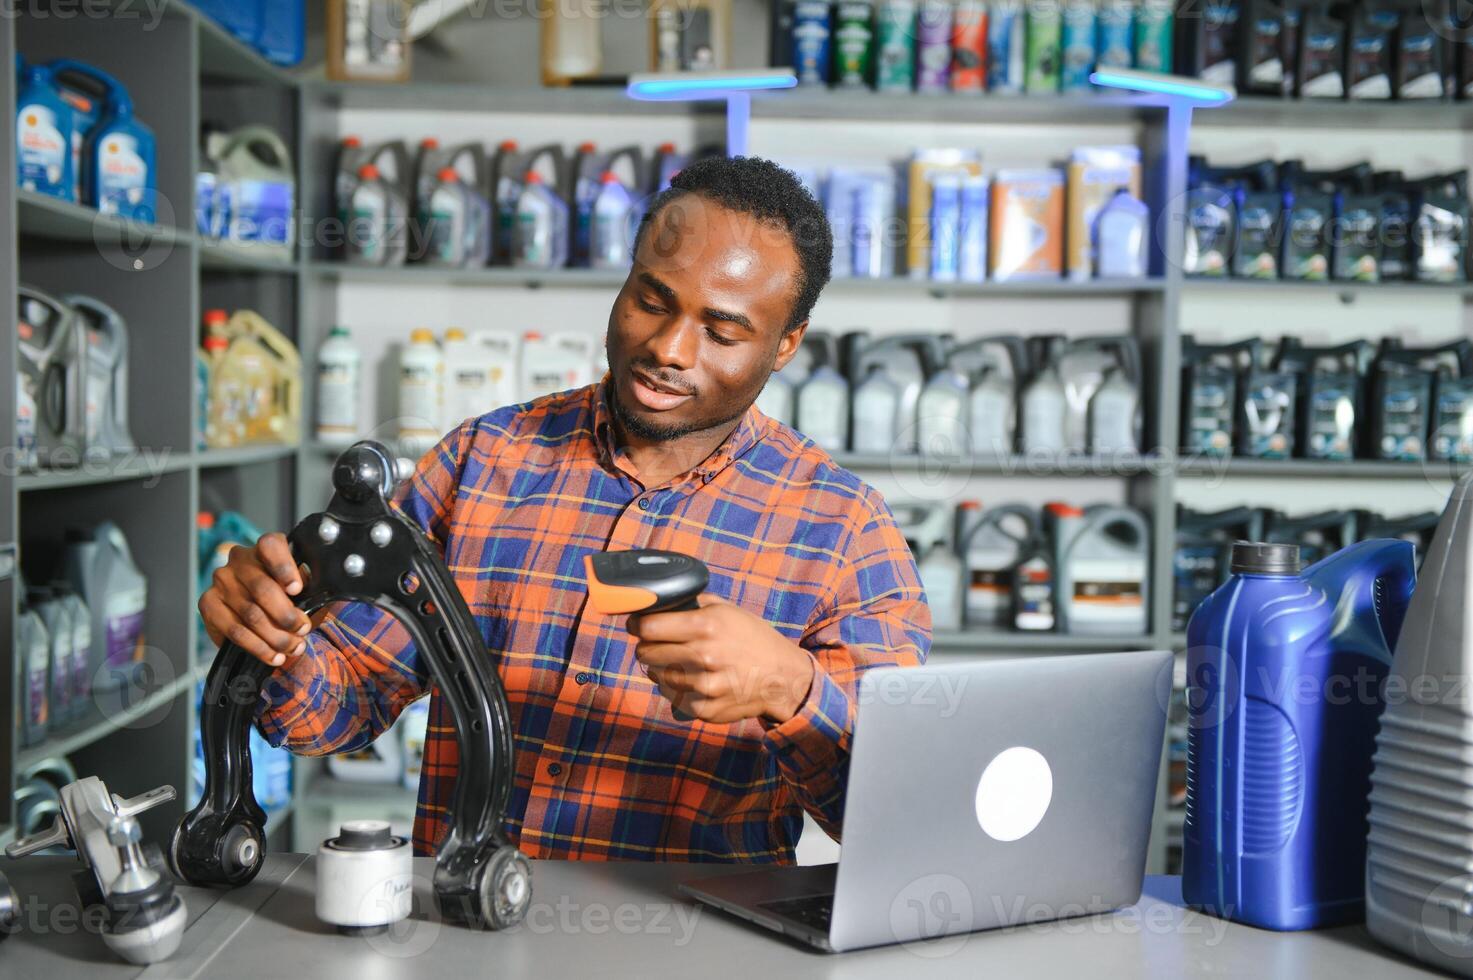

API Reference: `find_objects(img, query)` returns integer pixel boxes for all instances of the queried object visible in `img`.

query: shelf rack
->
[6,0,1466,874]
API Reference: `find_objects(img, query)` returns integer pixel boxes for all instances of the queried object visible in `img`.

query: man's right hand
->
[198,532,313,667]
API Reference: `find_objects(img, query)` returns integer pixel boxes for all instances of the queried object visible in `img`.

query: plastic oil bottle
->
[28,586,73,731]
[844,333,941,455]
[228,310,302,445]
[590,171,636,270]
[957,501,1037,629]
[1021,335,1069,455]
[795,333,850,452]
[399,328,444,456]
[74,66,155,221]
[916,358,971,458]
[16,62,75,201]
[18,602,51,746]
[1184,538,1416,931]
[51,582,91,723]
[64,521,148,696]
[513,170,570,270]
[316,325,361,446]
[1050,503,1149,635]
[1367,472,1473,971]
[951,335,1026,458]
[1180,336,1260,456]
[66,293,134,459]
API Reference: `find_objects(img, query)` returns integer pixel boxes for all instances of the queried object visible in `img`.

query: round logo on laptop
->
[975,746,1053,842]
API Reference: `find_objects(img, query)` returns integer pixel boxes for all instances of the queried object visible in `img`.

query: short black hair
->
[633,155,833,334]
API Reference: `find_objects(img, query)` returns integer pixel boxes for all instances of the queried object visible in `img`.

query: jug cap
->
[1230,540,1301,576]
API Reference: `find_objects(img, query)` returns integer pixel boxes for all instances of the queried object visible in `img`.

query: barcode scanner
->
[584,550,709,720]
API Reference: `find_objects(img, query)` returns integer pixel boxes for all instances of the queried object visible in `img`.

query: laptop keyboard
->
[758,893,834,931]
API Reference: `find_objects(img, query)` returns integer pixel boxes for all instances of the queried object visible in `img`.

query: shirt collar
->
[591,376,766,486]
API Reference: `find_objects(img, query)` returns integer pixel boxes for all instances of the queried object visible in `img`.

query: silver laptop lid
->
[828,649,1173,953]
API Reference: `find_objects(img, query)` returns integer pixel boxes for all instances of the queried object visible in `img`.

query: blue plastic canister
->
[1182,538,1416,930]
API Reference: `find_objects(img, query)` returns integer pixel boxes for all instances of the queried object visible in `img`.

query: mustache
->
[630,362,698,396]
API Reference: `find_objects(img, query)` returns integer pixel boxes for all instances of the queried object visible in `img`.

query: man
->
[200,155,930,863]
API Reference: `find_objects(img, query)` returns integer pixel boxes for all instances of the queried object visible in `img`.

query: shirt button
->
[575,671,591,685]
[547,763,563,777]
[637,497,651,511]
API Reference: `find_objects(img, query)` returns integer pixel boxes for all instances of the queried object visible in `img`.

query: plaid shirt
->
[257,380,929,861]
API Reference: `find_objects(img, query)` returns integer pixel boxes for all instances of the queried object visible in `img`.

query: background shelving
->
[5,0,1467,872]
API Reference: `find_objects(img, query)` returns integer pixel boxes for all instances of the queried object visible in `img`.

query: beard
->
[609,375,748,443]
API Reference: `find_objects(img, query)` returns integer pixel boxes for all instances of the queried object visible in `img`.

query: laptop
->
[680,649,1173,953]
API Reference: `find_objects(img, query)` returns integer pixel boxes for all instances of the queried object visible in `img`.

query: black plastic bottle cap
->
[1230,540,1301,576]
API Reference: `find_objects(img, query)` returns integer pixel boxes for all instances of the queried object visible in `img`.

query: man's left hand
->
[627,595,815,725]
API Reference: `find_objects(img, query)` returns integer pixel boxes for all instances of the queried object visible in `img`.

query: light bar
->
[626,69,798,101]
[1089,67,1236,104]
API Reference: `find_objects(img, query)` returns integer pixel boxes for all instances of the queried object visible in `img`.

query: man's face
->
[606,194,808,442]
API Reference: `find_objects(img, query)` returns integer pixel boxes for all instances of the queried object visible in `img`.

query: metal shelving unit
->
[4,0,302,850]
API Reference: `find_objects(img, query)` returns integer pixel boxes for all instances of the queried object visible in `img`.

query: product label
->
[229,179,294,246]
[794,0,833,86]
[1185,189,1232,276]
[834,1,875,87]
[1059,3,1095,91]
[967,568,1013,625]
[1013,557,1054,630]
[1132,3,1169,71]
[1234,201,1279,278]
[399,362,443,438]
[797,383,848,451]
[96,132,148,218]
[958,180,989,282]
[852,383,900,453]
[349,186,388,263]
[73,611,92,704]
[952,1,989,92]
[17,104,68,194]
[1240,375,1295,457]
[1378,380,1428,460]
[1201,1,1240,84]
[1432,382,1473,461]
[1023,388,1068,452]
[930,182,961,281]
[1186,374,1234,455]
[1305,379,1356,459]
[316,362,359,434]
[1248,18,1283,86]
[877,0,918,90]
[28,654,48,729]
[428,187,464,264]
[1300,31,1345,96]
[1024,6,1061,92]
[1070,558,1146,632]
[17,383,36,462]
[970,386,1014,455]
[1097,0,1133,68]
[1415,202,1466,282]
[1333,204,1380,281]
[103,586,146,674]
[917,0,954,92]
[1284,205,1330,280]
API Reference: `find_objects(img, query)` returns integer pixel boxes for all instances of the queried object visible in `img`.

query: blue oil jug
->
[16,63,75,201]
[258,0,306,67]
[46,59,156,222]
[1182,538,1416,930]
[193,0,262,45]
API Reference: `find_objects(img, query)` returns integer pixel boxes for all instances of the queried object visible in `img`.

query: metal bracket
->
[171,440,531,930]
[5,776,183,964]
